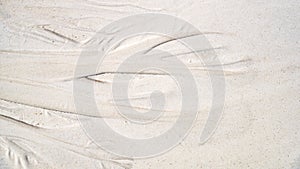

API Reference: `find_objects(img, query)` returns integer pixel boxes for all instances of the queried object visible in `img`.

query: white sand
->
[0,0,299,168]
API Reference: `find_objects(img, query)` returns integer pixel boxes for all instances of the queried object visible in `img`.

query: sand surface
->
[0,0,299,168]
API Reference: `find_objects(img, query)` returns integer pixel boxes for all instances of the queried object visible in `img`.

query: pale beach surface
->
[0,0,299,168]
